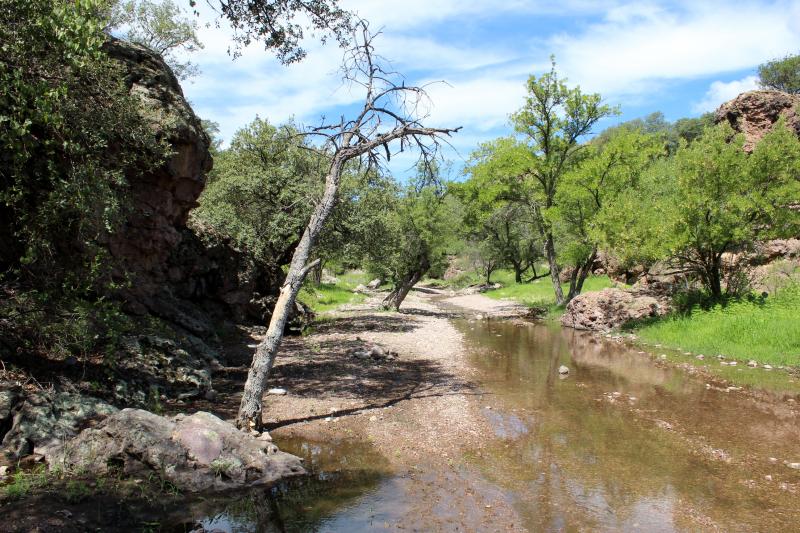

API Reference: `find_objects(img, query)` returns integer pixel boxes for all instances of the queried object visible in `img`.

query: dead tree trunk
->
[237,161,342,429]
[235,21,460,430]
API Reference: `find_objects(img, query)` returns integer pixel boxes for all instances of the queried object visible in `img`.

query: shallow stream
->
[173,317,800,531]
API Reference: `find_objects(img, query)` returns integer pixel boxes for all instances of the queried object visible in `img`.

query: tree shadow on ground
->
[311,313,422,335]
[203,312,482,428]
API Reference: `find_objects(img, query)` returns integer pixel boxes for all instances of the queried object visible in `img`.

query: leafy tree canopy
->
[209,0,354,63]
[758,52,800,94]
[107,0,204,80]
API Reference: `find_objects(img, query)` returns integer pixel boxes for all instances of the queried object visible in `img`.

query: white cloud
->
[175,0,800,172]
[551,1,800,98]
[692,75,760,113]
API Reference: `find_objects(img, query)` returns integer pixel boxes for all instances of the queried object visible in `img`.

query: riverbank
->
[4,287,799,531]
[480,275,800,370]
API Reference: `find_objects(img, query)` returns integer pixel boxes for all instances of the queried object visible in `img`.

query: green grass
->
[483,270,617,317]
[298,270,371,313]
[637,286,800,366]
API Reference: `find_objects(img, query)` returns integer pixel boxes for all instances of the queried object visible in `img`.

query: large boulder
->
[715,90,800,151]
[47,409,304,492]
[561,288,672,332]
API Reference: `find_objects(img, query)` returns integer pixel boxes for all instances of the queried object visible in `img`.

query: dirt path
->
[224,288,531,531]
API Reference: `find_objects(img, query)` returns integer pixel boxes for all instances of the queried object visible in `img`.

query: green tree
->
[108,0,203,80]
[466,60,616,304]
[374,183,459,310]
[452,177,542,283]
[758,52,800,94]
[0,0,166,292]
[192,118,324,274]
[650,120,800,298]
[554,127,663,299]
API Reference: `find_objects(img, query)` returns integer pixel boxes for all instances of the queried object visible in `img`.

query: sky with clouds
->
[180,0,800,176]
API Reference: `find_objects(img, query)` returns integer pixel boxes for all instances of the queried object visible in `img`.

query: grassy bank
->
[299,271,370,313]
[636,286,800,367]
[482,270,616,317]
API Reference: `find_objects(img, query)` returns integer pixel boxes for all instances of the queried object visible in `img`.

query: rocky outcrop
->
[103,40,307,333]
[716,90,800,151]
[561,288,672,332]
[102,39,212,310]
[47,409,304,492]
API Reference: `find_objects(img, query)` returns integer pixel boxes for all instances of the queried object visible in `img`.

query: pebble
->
[660,354,667,360]
[612,392,622,398]
[558,365,570,375]
[268,388,287,395]
[696,355,705,360]
[728,361,737,366]
[769,457,779,464]
[747,360,758,368]
[765,475,773,481]
[787,462,800,470]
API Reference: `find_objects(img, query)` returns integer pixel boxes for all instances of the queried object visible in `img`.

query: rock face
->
[716,90,800,151]
[48,409,304,492]
[103,39,212,308]
[103,40,308,333]
[561,288,672,332]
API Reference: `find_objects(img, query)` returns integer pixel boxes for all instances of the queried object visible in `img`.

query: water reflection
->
[458,318,800,532]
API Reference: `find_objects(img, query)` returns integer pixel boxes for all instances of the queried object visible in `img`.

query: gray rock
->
[370,345,386,358]
[267,388,287,396]
[366,278,382,290]
[353,284,368,294]
[1,388,117,460]
[47,409,304,492]
[558,365,570,375]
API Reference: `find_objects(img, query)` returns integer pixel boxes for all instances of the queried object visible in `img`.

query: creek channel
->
[173,314,800,532]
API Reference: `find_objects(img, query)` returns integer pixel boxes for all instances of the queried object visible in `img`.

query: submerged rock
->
[561,288,671,332]
[47,409,304,492]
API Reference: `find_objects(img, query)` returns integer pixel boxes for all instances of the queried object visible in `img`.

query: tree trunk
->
[512,262,523,283]
[236,162,342,431]
[565,249,597,303]
[544,232,564,305]
[311,259,324,285]
[383,256,430,310]
[707,256,723,300]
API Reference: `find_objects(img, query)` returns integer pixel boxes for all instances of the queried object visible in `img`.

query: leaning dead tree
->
[237,21,460,430]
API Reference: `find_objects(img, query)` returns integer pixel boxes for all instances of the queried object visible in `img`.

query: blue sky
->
[181,0,800,176]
